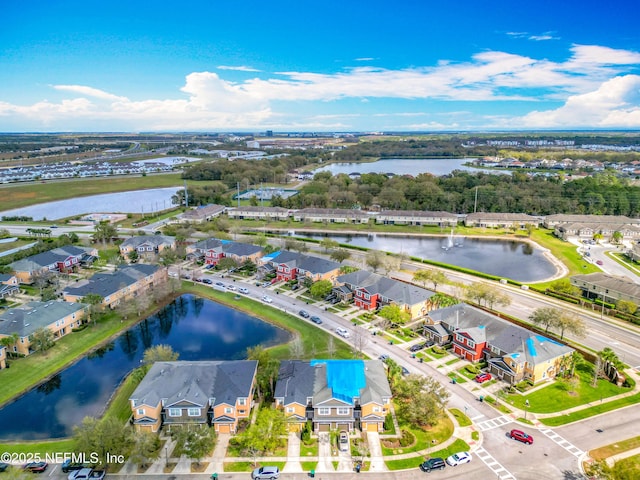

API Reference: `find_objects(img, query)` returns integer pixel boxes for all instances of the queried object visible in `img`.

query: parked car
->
[419,457,446,472]
[509,429,534,444]
[88,470,105,480]
[475,372,492,383]
[226,284,236,291]
[215,282,225,287]
[378,354,389,361]
[262,295,273,303]
[202,278,213,284]
[596,260,603,265]
[23,462,48,473]
[251,465,280,479]
[0,463,9,472]
[68,468,93,480]
[310,315,323,324]
[409,342,426,352]
[338,430,349,452]
[446,451,472,466]
[298,310,310,318]
[238,287,249,294]
[61,461,91,473]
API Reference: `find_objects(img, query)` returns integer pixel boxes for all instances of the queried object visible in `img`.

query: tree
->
[129,430,161,468]
[218,257,239,271]
[127,250,139,263]
[611,230,623,244]
[142,344,179,366]
[365,250,385,273]
[73,416,132,467]
[93,221,117,245]
[235,408,287,456]
[30,327,55,352]
[83,293,106,324]
[289,337,304,358]
[352,328,369,359]
[0,333,19,354]
[393,374,449,427]
[378,304,410,326]
[555,312,586,340]
[320,238,339,252]
[172,425,216,466]
[529,307,558,333]
[616,299,638,315]
[412,270,431,288]
[549,278,580,296]
[246,346,280,401]
[253,233,268,248]
[329,248,351,263]
[309,280,333,299]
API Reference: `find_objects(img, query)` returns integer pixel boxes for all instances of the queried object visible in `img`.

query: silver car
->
[251,465,280,479]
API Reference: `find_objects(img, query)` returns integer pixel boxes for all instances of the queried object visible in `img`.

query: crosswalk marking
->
[539,428,585,457]
[475,415,513,431]
[474,447,517,480]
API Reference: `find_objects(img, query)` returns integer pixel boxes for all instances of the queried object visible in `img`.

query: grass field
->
[0,173,186,211]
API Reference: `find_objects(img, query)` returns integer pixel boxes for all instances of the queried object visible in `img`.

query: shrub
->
[383,413,393,431]
[301,420,312,443]
[465,364,480,375]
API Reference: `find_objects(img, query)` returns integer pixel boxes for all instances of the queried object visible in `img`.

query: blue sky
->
[1,0,639,132]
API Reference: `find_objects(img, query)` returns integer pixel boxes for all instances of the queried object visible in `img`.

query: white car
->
[226,284,236,291]
[262,295,273,303]
[335,327,350,338]
[238,287,249,294]
[446,451,471,466]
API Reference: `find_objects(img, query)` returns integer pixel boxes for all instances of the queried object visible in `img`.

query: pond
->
[0,295,290,440]
[314,158,499,177]
[298,232,557,283]
[0,187,182,221]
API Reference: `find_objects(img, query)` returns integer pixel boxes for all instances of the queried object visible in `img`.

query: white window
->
[238,398,246,406]
[137,408,145,415]
[337,407,349,415]
[224,407,233,414]
[373,406,380,413]
[455,334,463,343]
[286,407,295,413]
[318,407,330,416]
[187,408,201,417]
[168,408,181,417]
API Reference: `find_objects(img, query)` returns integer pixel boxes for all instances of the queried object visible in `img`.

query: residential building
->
[543,214,640,229]
[9,246,98,284]
[423,304,573,384]
[175,204,226,224]
[129,360,258,433]
[261,251,341,283]
[334,271,435,319]
[570,272,640,305]
[0,273,19,299]
[293,208,370,224]
[274,359,392,432]
[0,346,6,369]
[375,210,458,227]
[119,235,176,261]
[629,241,640,262]
[226,206,292,221]
[464,212,541,228]
[63,264,167,308]
[0,301,88,356]
[187,239,263,266]
[554,222,640,241]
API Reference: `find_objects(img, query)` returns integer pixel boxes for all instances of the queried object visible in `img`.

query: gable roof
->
[0,301,87,337]
[120,235,175,249]
[10,246,94,272]
[338,271,435,306]
[275,360,391,407]
[270,251,341,275]
[63,264,160,298]
[130,360,258,408]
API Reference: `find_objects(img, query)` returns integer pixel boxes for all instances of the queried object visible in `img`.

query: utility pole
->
[474,186,478,213]
[183,180,189,208]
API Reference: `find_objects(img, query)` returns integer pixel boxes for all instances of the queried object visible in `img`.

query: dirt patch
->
[191,462,209,473]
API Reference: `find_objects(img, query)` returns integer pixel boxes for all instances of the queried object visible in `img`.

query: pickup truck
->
[68,468,105,480]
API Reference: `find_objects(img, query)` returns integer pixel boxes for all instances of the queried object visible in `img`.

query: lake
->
[314,158,497,176]
[0,295,290,440]
[298,232,557,282]
[0,187,182,221]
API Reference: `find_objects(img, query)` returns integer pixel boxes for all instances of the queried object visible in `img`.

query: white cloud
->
[520,75,640,128]
[2,44,639,130]
[217,65,261,72]
[529,34,557,41]
[355,57,375,61]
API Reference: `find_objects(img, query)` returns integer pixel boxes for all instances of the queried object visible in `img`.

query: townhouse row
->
[129,359,392,435]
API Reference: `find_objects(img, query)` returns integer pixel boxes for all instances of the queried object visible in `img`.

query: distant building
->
[9,246,98,284]
[570,272,640,305]
[119,235,176,261]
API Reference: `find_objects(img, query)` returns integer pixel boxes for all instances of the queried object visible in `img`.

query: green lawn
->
[384,438,470,470]
[503,365,631,414]
[449,408,472,427]
[380,416,454,456]
[299,438,318,457]
[539,392,640,427]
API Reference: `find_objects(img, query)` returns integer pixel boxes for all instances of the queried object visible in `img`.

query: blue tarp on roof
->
[263,251,282,261]
[526,337,537,357]
[310,359,365,405]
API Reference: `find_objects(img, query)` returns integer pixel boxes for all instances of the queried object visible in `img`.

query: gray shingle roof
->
[271,251,340,275]
[63,264,160,299]
[0,301,87,338]
[10,246,94,272]
[120,235,175,248]
[130,360,258,408]
[338,271,434,306]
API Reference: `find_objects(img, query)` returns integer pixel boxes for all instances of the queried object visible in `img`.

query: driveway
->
[367,431,387,472]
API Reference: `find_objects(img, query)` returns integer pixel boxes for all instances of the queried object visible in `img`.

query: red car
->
[509,429,534,445]
[475,372,492,383]
[23,462,48,473]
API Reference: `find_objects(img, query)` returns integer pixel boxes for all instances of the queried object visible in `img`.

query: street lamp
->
[165,447,168,466]
[524,399,530,421]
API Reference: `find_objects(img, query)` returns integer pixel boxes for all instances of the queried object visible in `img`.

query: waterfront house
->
[119,235,176,261]
[226,206,292,221]
[293,208,370,224]
[334,271,435,319]
[543,214,640,229]
[129,360,258,434]
[463,212,541,229]
[375,210,458,227]
[0,301,88,356]
[9,246,98,284]
[274,359,392,433]
[175,204,226,224]
[63,264,167,308]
